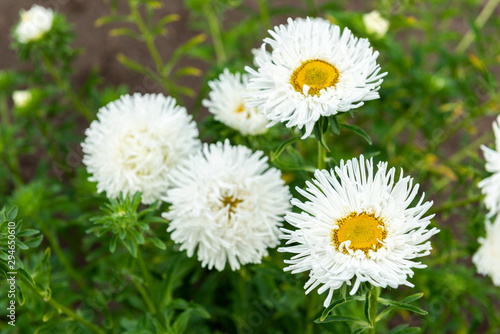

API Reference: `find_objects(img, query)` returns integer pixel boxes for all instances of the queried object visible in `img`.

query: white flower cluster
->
[15,5,54,43]
[474,116,500,286]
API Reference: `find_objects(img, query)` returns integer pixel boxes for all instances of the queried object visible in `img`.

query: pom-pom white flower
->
[82,93,200,204]
[163,140,291,271]
[246,17,386,138]
[472,217,500,286]
[478,116,500,217]
[15,5,54,43]
[279,155,439,307]
[363,11,390,38]
[203,69,269,136]
[13,90,32,108]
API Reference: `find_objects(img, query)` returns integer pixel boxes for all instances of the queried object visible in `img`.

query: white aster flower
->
[163,140,291,271]
[279,155,439,307]
[13,90,32,108]
[82,93,200,204]
[363,11,390,38]
[472,217,500,286]
[478,116,500,217]
[203,69,269,136]
[246,17,386,138]
[15,5,54,44]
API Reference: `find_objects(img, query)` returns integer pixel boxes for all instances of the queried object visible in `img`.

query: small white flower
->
[246,17,386,138]
[279,155,439,307]
[163,140,291,271]
[203,69,269,136]
[82,93,200,204]
[478,116,500,217]
[12,90,32,108]
[473,216,500,286]
[363,11,389,38]
[15,5,54,43]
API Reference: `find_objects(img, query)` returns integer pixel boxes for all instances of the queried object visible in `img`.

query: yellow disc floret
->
[291,59,340,96]
[332,212,386,255]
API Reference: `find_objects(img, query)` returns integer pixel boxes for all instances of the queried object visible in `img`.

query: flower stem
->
[132,278,157,314]
[368,287,380,334]
[455,0,500,53]
[42,54,93,122]
[257,0,271,30]
[203,3,227,65]
[18,273,105,334]
[317,136,326,170]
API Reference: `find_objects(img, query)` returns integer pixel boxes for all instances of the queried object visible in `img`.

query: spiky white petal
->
[82,93,200,204]
[15,5,54,43]
[473,216,500,286]
[279,155,439,307]
[246,17,386,138]
[203,69,269,136]
[163,140,291,271]
[478,116,500,217]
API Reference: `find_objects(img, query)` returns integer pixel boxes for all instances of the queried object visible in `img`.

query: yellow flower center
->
[291,59,340,96]
[332,212,386,255]
[222,196,242,214]
[235,103,245,113]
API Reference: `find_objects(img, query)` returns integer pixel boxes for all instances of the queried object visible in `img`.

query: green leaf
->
[271,137,299,162]
[150,237,166,250]
[341,124,372,145]
[329,116,341,135]
[364,292,372,325]
[313,117,330,152]
[17,229,40,237]
[155,13,180,30]
[94,15,132,27]
[109,234,118,253]
[110,28,141,40]
[320,296,359,321]
[165,33,206,74]
[352,327,369,334]
[174,66,203,79]
[273,158,316,173]
[315,315,370,326]
[377,298,428,315]
[116,54,150,76]
[376,293,424,322]
[389,324,422,334]
[7,207,18,221]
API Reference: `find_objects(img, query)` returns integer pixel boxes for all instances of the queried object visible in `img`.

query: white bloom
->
[473,217,500,286]
[82,93,200,204]
[13,90,32,108]
[15,5,54,43]
[478,116,500,217]
[363,11,389,38]
[279,155,439,307]
[203,69,269,136]
[246,17,386,138]
[163,140,291,271]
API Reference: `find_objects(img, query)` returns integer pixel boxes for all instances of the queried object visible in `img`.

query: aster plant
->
[2,0,500,333]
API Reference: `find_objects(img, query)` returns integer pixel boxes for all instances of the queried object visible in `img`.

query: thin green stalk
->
[39,223,89,294]
[203,3,227,65]
[456,0,500,53]
[42,55,93,122]
[305,292,318,334]
[257,0,271,30]
[128,0,179,100]
[368,287,380,334]
[317,137,326,170]
[18,273,105,334]
[132,278,157,315]
[137,248,152,287]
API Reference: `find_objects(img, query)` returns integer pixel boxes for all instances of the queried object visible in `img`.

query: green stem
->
[42,55,93,122]
[136,248,152,287]
[305,292,319,334]
[203,3,227,65]
[257,0,271,30]
[455,0,500,53]
[317,137,326,170]
[18,273,105,334]
[128,0,179,100]
[39,223,89,294]
[368,287,380,334]
[132,278,157,314]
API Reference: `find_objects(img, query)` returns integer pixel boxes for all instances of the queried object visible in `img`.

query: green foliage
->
[1,0,500,333]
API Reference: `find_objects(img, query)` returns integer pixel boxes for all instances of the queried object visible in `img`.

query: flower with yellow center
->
[163,140,291,271]
[203,69,269,136]
[279,155,439,307]
[246,17,386,138]
[81,93,200,204]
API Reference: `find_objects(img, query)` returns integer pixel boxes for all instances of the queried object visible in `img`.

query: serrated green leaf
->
[341,124,372,145]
